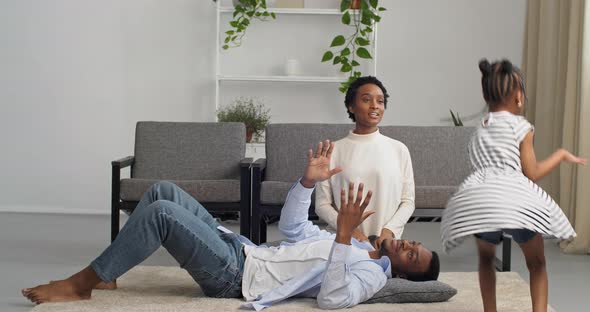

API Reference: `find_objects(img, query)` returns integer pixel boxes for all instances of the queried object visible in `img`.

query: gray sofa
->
[251,123,512,271]
[111,121,252,242]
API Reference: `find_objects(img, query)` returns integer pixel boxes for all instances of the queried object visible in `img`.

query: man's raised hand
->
[300,140,343,188]
[335,182,374,245]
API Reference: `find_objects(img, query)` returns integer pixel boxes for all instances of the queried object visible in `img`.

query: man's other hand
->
[335,182,373,245]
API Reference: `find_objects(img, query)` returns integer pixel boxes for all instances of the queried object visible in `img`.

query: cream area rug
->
[31,265,555,312]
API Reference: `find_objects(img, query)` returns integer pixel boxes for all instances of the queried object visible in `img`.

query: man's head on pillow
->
[373,238,440,282]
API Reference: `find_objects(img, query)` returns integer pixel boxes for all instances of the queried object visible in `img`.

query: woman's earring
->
[517,101,522,108]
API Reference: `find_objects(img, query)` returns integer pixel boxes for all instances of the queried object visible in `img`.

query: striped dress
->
[441,111,576,253]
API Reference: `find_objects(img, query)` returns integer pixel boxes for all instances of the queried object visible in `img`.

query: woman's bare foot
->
[21,279,91,304]
[22,266,101,304]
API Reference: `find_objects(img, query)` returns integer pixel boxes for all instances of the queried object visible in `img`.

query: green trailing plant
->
[223,0,276,50]
[450,110,464,127]
[217,97,271,142]
[321,0,386,93]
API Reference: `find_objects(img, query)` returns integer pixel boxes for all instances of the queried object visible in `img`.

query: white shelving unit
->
[219,7,342,15]
[214,1,379,115]
[218,75,346,83]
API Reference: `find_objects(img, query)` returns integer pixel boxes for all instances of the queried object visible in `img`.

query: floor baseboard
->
[0,205,114,216]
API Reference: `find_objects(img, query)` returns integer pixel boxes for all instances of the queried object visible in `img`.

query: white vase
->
[285,59,300,76]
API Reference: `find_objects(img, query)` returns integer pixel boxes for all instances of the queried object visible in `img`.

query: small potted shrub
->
[217,97,271,142]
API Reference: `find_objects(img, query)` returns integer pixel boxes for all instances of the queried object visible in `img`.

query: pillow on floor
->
[365,278,457,304]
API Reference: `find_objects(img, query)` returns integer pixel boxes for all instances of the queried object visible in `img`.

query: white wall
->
[0,0,216,214]
[379,0,527,126]
[0,0,526,214]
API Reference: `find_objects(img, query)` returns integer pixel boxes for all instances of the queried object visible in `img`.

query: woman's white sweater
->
[315,129,415,238]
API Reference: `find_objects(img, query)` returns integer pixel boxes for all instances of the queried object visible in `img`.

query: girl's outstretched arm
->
[520,132,587,182]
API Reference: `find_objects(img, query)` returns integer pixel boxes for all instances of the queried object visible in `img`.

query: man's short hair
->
[406,251,440,282]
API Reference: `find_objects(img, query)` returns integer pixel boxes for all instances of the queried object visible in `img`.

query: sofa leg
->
[494,234,512,271]
[252,216,261,245]
[260,220,267,244]
[501,235,511,271]
[111,205,120,242]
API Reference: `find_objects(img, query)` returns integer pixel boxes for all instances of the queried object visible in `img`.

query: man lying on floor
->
[22,140,439,310]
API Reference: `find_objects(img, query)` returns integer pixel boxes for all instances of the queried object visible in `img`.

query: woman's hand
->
[374,228,395,250]
[352,227,369,242]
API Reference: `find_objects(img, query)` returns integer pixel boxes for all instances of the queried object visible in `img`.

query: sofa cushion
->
[415,186,458,208]
[120,179,241,203]
[261,184,457,209]
[133,122,245,180]
[260,181,313,206]
[365,278,457,304]
[260,182,449,220]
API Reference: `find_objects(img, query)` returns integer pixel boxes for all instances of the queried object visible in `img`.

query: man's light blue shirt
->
[228,180,392,311]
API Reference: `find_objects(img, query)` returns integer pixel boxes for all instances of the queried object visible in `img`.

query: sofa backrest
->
[380,126,474,186]
[132,121,245,180]
[265,124,352,182]
[264,123,474,187]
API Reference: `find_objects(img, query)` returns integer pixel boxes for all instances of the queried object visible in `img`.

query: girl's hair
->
[478,59,526,108]
[344,76,389,122]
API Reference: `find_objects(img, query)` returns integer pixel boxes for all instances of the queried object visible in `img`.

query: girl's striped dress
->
[441,111,576,253]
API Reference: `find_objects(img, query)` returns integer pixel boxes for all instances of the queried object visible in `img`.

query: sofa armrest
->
[112,156,134,169]
[251,158,267,244]
[111,155,133,242]
[239,157,253,239]
[240,157,254,168]
[252,158,267,170]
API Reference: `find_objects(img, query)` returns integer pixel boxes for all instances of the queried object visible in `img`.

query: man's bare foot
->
[49,279,117,290]
[22,266,101,304]
[95,280,117,290]
[21,279,91,304]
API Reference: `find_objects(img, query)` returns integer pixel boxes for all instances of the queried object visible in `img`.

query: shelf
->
[218,75,347,83]
[219,7,342,15]
[214,1,377,112]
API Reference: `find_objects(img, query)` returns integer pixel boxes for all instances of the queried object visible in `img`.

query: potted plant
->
[217,97,271,142]
[321,0,386,93]
[221,0,277,49]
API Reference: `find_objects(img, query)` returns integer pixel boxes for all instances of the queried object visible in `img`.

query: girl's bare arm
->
[520,132,587,182]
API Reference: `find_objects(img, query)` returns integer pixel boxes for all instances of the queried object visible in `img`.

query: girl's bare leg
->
[476,238,497,312]
[519,234,548,312]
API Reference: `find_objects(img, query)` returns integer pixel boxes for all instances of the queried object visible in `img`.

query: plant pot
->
[350,0,361,9]
[234,0,276,7]
[246,128,255,143]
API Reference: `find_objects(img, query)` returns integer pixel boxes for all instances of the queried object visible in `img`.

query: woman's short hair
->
[344,76,389,122]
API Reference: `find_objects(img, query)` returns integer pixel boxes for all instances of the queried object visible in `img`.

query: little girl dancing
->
[441,59,586,312]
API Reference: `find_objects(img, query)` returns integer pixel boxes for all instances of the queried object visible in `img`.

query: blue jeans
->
[90,181,245,298]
